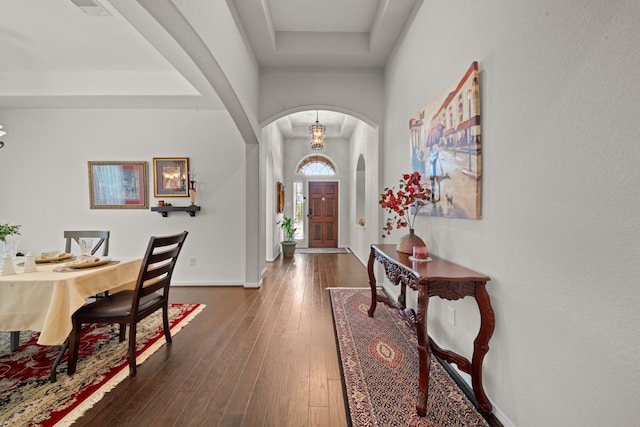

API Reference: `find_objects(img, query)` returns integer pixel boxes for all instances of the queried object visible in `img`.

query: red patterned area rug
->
[329,288,489,427]
[0,303,204,427]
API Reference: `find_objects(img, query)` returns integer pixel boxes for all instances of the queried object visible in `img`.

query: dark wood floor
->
[74,252,370,427]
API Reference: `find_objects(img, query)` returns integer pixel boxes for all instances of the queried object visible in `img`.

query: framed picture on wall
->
[153,157,190,197]
[88,161,148,209]
[276,181,285,213]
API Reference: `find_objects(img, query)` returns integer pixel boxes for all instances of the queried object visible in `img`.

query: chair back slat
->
[64,230,110,256]
[131,231,188,314]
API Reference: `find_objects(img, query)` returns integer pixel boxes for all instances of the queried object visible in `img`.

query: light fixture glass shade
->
[309,112,325,150]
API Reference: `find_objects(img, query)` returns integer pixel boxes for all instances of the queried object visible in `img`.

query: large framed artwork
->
[153,157,190,197]
[410,61,482,219]
[88,161,148,209]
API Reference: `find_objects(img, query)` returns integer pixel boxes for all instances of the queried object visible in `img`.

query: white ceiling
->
[229,0,419,69]
[0,0,420,137]
[1,1,167,73]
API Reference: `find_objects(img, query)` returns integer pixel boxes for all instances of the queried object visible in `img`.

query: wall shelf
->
[151,205,200,217]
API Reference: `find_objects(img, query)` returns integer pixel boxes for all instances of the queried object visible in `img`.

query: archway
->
[259,107,380,263]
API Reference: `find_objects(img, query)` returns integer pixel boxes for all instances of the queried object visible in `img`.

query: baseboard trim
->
[243,281,261,289]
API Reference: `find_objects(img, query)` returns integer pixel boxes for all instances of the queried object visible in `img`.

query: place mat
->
[53,260,119,272]
[65,257,111,269]
[35,253,75,263]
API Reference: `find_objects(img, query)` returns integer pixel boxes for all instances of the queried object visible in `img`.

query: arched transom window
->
[296,155,336,175]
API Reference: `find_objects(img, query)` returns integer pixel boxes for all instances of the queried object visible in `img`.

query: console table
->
[367,244,494,416]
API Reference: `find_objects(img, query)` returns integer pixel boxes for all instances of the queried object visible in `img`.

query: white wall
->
[259,69,384,126]
[261,121,285,261]
[384,0,640,426]
[349,120,380,265]
[0,108,248,285]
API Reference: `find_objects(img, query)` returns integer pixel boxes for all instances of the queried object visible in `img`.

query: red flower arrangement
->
[379,172,432,237]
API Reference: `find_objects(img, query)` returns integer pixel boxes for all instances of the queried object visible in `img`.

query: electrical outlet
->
[447,305,455,326]
[189,257,196,266]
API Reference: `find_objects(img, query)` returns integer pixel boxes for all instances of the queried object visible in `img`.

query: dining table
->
[0,256,142,380]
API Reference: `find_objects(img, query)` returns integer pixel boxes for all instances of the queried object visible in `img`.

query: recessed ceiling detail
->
[230,0,421,69]
[0,0,420,115]
[0,0,222,108]
[276,110,358,140]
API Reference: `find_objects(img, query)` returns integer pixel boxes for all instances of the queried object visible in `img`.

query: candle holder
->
[409,245,431,263]
[189,180,197,205]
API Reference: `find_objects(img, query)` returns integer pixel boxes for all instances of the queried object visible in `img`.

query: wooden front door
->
[308,181,338,248]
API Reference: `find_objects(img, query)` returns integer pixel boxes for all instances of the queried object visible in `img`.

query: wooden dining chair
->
[66,231,188,377]
[64,230,110,256]
[65,230,111,299]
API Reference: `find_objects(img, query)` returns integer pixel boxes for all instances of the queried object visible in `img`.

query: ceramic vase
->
[0,236,18,258]
[396,228,426,254]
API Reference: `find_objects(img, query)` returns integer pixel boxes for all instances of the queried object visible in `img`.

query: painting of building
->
[410,62,482,219]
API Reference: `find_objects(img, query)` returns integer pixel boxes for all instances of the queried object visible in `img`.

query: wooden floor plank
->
[309,406,331,427]
[328,379,348,426]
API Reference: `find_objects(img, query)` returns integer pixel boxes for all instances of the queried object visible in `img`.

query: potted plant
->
[379,172,432,254]
[0,223,20,242]
[0,223,21,257]
[278,216,297,257]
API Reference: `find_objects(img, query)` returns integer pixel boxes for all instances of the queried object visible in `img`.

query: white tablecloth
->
[0,258,142,345]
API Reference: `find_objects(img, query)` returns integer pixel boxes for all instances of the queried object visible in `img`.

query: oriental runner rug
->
[0,303,204,427]
[329,288,489,427]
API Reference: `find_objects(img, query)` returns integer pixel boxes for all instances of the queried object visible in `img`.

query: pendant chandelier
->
[309,111,326,150]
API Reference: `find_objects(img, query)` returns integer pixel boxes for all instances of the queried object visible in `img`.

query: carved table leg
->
[415,285,430,417]
[367,247,377,317]
[472,282,495,414]
[398,280,407,309]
